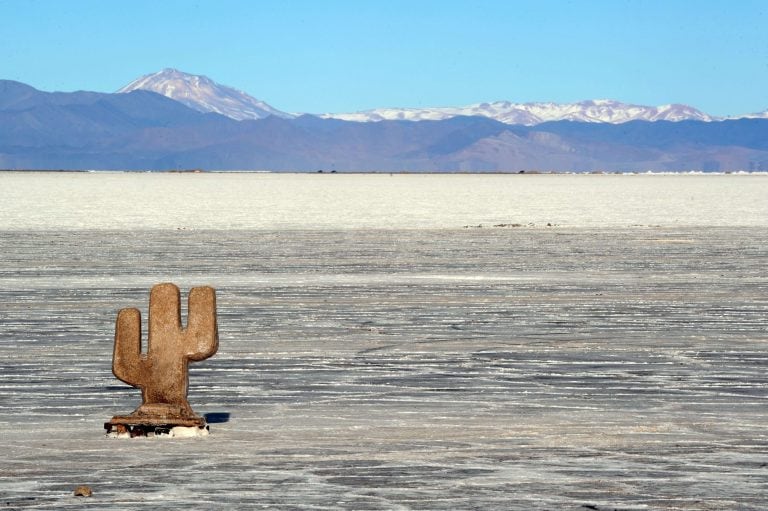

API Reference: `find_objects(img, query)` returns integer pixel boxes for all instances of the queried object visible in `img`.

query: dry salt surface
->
[0,173,767,510]
[0,172,766,230]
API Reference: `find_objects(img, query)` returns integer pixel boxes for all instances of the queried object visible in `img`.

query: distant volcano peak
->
[118,68,292,121]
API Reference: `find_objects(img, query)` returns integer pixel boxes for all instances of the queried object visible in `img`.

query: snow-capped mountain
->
[116,69,751,126]
[319,99,715,125]
[740,109,768,120]
[117,68,292,120]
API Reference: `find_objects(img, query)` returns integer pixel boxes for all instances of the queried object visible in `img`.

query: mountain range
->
[319,100,718,125]
[121,69,767,125]
[1,69,768,172]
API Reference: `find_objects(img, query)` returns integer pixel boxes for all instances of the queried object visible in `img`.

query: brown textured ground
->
[1,228,767,510]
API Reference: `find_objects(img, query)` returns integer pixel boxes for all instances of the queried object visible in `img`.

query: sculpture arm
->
[185,286,219,361]
[112,307,147,387]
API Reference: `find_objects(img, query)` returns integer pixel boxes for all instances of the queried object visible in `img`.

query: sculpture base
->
[105,416,209,438]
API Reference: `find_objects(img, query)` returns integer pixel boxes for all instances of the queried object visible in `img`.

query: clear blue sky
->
[1,0,766,116]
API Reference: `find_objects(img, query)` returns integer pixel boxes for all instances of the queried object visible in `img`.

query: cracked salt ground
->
[1,226,767,510]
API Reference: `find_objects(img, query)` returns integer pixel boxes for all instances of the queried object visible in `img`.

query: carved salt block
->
[105,283,218,437]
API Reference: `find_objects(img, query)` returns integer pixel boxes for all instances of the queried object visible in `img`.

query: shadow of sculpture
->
[204,412,231,424]
[105,283,218,437]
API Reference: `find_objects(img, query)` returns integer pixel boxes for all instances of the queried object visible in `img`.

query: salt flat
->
[0,172,766,229]
[0,174,767,510]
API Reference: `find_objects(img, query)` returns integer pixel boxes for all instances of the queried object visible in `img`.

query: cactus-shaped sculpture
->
[105,283,218,436]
